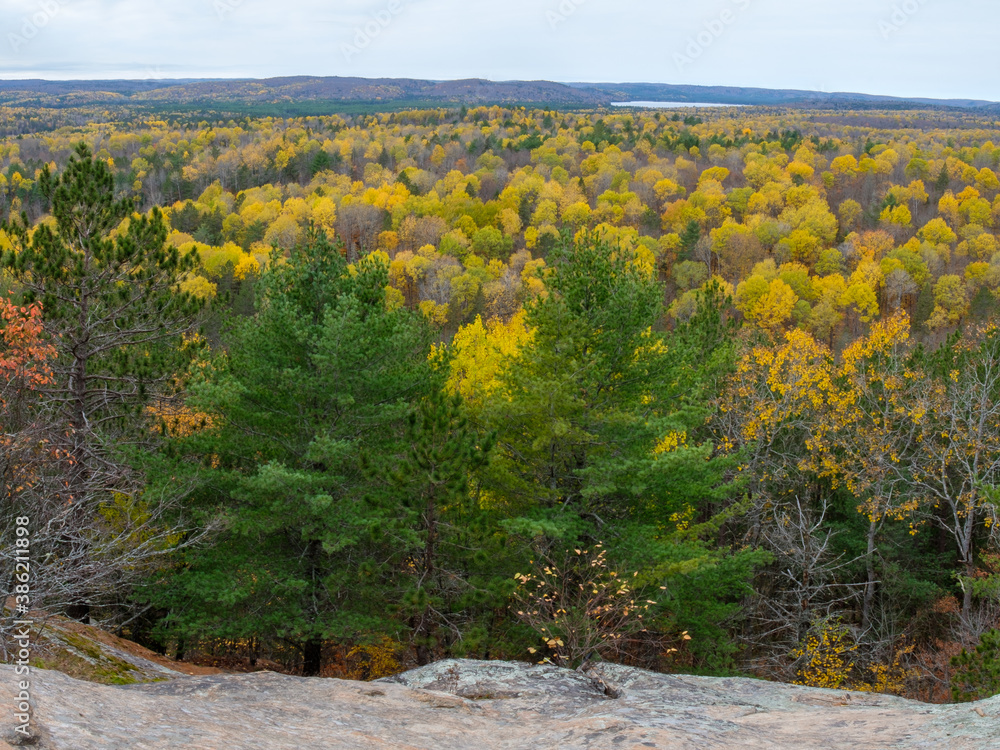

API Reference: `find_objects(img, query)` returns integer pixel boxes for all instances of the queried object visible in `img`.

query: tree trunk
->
[861,518,879,632]
[413,490,438,667]
[302,638,323,677]
[415,638,432,667]
[962,566,975,620]
[959,502,978,621]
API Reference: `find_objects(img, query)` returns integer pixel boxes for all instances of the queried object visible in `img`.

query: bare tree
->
[743,497,864,674]
[336,202,384,261]
[884,268,918,313]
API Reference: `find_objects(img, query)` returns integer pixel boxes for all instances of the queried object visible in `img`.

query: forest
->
[2,101,1000,703]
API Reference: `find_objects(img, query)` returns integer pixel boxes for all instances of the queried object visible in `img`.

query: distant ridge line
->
[0,76,995,111]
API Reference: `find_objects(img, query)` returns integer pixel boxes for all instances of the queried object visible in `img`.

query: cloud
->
[0,0,995,101]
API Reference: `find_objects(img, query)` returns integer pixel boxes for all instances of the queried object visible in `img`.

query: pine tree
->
[478,233,756,666]
[148,231,441,675]
[482,232,664,514]
[951,629,1000,702]
[2,142,203,470]
[379,390,497,664]
[679,219,701,261]
[935,165,950,193]
[1,143,204,619]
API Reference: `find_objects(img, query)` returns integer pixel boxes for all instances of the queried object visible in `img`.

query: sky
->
[0,0,995,102]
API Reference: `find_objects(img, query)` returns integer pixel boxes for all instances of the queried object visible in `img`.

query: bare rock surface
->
[1,658,998,749]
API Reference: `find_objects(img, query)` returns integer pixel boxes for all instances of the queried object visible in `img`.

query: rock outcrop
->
[19,613,220,685]
[1,658,998,749]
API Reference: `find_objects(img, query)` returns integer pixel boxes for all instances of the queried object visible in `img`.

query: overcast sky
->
[0,0,994,102]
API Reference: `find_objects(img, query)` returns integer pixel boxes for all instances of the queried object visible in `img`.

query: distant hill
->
[0,77,607,110]
[0,76,995,112]
[135,77,611,106]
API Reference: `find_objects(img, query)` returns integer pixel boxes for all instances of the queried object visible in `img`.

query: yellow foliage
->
[233,253,260,280]
[791,619,915,695]
[440,311,533,409]
[791,620,856,690]
[418,300,449,327]
[653,431,687,456]
[738,278,798,332]
[346,637,402,680]
[180,275,217,299]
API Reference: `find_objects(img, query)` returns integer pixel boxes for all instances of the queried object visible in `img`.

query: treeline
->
[1,116,999,700]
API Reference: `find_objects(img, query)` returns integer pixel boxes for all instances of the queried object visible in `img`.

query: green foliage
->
[2,142,203,436]
[470,226,512,259]
[145,230,440,670]
[483,231,669,513]
[373,390,506,664]
[951,630,1000,702]
[0,142,207,622]
[679,220,701,260]
[477,233,756,669]
[617,525,771,672]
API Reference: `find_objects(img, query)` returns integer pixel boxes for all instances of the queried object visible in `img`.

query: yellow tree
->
[718,329,853,648]
[440,311,533,411]
[829,314,1000,620]
[823,313,920,628]
[926,275,969,330]
[736,277,798,332]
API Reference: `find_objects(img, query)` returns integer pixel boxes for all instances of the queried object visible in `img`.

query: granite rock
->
[1,658,998,749]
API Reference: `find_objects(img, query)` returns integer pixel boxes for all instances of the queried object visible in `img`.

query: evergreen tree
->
[679,220,701,261]
[1,143,204,619]
[374,391,502,665]
[484,233,736,519]
[483,232,665,516]
[951,629,1000,702]
[935,165,950,193]
[148,231,440,675]
[480,234,758,667]
[2,143,202,457]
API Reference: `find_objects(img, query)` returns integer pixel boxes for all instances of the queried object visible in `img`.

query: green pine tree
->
[2,143,203,445]
[951,629,1000,702]
[146,230,441,675]
[1,142,204,619]
[480,233,759,668]
[374,390,503,664]
[935,165,950,193]
[679,220,701,261]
